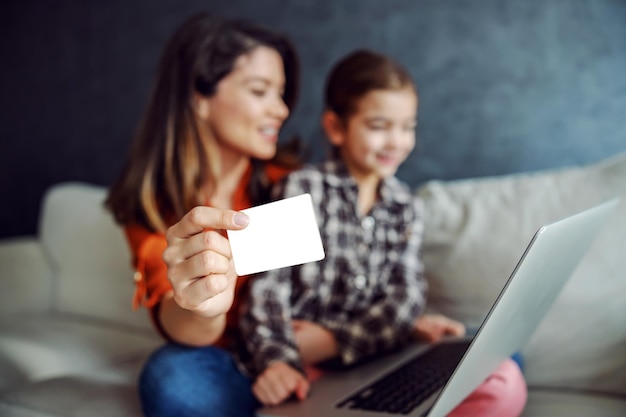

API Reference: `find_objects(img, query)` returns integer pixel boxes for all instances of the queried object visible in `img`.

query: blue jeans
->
[139,344,260,417]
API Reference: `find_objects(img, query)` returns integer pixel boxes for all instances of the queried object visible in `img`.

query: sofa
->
[1,151,625,416]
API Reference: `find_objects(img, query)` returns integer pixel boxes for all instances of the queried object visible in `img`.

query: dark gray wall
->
[1,0,625,238]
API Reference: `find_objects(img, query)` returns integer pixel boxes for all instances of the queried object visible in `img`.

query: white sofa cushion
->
[0,360,144,417]
[416,152,626,395]
[0,312,160,391]
[39,183,152,331]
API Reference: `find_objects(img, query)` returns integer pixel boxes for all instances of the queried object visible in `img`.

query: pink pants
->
[448,358,527,417]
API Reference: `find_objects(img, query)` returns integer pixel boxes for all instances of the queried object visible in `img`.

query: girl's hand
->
[292,319,339,364]
[253,362,310,406]
[413,314,466,343]
[162,206,249,318]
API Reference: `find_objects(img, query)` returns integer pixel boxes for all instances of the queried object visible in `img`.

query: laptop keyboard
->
[336,340,471,415]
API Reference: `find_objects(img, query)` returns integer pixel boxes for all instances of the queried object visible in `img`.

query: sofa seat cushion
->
[0,360,144,417]
[521,389,626,417]
[0,312,160,391]
[416,151,626,395]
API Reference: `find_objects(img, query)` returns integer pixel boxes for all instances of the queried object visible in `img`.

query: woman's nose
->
[270,96,289,120]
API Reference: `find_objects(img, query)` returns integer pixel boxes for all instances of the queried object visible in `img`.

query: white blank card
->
[227,193,325,276]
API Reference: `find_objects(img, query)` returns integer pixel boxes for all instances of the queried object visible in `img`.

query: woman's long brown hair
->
[105,13,301,232]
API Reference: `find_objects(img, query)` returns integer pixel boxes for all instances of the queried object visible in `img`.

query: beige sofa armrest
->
[0,237,53,315]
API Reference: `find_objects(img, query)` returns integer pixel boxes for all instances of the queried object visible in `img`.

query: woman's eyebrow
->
[242,77,271,85]
[242,76,285,90]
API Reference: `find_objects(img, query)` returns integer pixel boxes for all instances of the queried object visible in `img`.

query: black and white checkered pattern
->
[238,158,427,377]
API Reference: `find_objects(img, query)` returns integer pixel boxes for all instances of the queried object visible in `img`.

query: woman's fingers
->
[166,206,249,242]
[185,272,233,307]
[163,229,233,267]
[166,240,233,309]
[160,206,249,314]
[167,237,232,281]
[162,206,246,270]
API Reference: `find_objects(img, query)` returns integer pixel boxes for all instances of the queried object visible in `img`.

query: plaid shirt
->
[237,158,427,377]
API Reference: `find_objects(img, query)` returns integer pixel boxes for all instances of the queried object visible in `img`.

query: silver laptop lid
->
[427,198,620,417]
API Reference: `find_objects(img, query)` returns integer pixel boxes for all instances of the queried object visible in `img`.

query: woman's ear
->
[322,110,345,147]
[193,94,211,121]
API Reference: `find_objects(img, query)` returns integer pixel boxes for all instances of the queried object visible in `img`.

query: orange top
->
[124,162,291,347]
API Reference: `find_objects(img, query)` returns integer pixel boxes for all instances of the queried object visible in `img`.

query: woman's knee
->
[138,344,257,417]
[138,345,232,416]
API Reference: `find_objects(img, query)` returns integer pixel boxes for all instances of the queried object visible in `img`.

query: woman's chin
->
[252,146,278,160]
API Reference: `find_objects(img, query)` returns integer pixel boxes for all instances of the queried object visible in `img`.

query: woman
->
[105,12,301,417]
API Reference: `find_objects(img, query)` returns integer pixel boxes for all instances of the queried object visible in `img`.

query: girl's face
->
[198,46,290,163]
[331,87,417,183]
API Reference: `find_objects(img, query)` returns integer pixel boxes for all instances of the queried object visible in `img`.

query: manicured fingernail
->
[234,213,249,226]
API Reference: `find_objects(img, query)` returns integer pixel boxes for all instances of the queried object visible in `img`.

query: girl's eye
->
[403,120,418,131]
[251,89,267,97]
[367,124,387,131]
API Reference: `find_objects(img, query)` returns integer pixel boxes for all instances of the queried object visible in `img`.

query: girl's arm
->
[292,319,339,364]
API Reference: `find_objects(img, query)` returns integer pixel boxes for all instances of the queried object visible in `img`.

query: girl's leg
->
[448,358,527,417]
[139,344,259,417]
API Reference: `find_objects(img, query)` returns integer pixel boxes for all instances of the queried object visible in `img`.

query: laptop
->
[257,198,620,417]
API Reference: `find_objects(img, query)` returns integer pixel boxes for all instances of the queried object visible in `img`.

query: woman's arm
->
[158,293,229,346]
[159,206,250,345]
[128,206,249,346]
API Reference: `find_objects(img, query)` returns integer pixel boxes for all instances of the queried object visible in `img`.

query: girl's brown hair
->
[325,49,416,122]
[105,13,301,232]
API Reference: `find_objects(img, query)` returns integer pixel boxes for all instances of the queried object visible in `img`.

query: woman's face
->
[336,87,418,183]
[199,46,290,162]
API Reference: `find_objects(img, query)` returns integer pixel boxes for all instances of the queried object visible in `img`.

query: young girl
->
[105,12,303,417]
[238,49,527,416]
